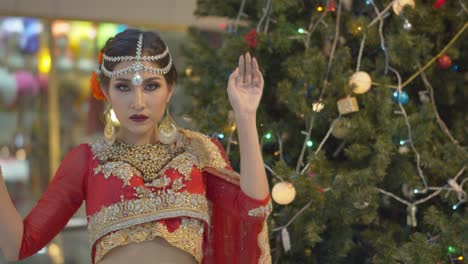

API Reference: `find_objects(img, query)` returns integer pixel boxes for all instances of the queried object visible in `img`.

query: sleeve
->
[18,144,90,260]
[203,138,272,222]
[202,139,272,263]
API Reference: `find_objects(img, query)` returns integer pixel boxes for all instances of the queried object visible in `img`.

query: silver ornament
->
[132,72,143,86]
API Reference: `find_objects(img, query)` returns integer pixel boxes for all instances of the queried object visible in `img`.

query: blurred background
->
[0,1,229,263]
[2,0,466,263]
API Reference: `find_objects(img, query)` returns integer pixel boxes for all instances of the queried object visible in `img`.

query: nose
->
[131,88,145,110]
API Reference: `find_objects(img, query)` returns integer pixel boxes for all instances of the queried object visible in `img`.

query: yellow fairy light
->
[317,6,324,12]
[274,151,279,156]
[185,67,192,76]
[38,48,51,74]
[357,26,362,31]
[458,256,464,261]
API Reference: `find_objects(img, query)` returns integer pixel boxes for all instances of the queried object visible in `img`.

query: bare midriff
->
[96,237,197,264]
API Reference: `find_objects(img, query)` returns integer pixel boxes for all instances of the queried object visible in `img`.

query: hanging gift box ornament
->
[337,96,359,115]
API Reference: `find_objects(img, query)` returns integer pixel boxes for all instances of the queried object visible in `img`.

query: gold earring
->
[104,106,119,145]
[158,108,177,145]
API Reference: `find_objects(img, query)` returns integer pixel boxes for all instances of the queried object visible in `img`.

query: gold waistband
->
[88,190,210,246]
[94,218,205,263]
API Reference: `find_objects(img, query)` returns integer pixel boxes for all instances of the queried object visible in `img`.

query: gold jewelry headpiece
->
[96,33,172,86]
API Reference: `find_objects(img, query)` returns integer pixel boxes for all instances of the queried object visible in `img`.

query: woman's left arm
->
[227,52,269,200]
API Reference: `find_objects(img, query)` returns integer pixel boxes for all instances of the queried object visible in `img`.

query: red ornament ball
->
[437,55,452,69]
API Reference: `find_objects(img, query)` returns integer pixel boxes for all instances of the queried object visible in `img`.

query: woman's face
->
[104,60,174,143]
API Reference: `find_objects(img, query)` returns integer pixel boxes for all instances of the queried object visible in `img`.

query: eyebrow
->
[115,77,162,83]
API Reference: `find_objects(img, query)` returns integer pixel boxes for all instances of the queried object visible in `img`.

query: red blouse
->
[18,129,272,263]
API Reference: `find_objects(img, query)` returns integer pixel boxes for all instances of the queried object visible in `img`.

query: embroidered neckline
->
[96,140,188,182]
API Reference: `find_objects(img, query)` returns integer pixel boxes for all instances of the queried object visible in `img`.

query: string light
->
[298,28,307,34]
[307,140,314,147]
[399,139,410,145]
[448,246,456,254]
[317,5,324,12]
[185,67,193,76]
[218,133,225,139]
[451,201,463,210]
[265,132,272,140]
[403,19,412,31]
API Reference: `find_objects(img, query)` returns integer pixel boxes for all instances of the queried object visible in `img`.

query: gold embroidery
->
[172,177,186,192]
[179,129,227,169]
[88,190,210,246]
[248,200,273,217]
[94,218,205,263]
[145,175,170,188]
[258,220,272,264]
[94,161,140,186]
[157,152,197,181]
[91,139,179,182]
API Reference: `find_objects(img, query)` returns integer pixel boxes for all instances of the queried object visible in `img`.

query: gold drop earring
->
[158,108,178,145]
[104,105,119,145]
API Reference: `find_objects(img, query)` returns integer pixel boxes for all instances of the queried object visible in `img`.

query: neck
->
[117,127,159,145]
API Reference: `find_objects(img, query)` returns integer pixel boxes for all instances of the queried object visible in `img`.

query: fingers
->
[245,53,252,83]
[238,52,258,84]
[238,55,244,83]
[229,67,239,88]
[252,57,264,88]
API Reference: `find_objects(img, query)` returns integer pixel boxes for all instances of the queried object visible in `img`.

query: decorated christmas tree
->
[180,0,467,262]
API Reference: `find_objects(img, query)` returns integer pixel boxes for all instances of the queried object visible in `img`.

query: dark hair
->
[98,29,177,90]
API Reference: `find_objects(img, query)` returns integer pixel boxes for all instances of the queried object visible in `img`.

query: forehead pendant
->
[132,73,143,85]
[131,36,144,86]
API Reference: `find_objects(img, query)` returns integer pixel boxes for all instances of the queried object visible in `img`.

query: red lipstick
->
[130,114,149,122]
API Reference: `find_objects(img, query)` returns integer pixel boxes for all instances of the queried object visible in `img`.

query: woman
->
[0,29,271,263]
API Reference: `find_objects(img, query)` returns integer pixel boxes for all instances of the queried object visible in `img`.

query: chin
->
[124,124,154,136]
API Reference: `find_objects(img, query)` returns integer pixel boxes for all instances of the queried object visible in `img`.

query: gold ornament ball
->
[272,182,296,205]
[392,0,415,15]
[350,71,372,94]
